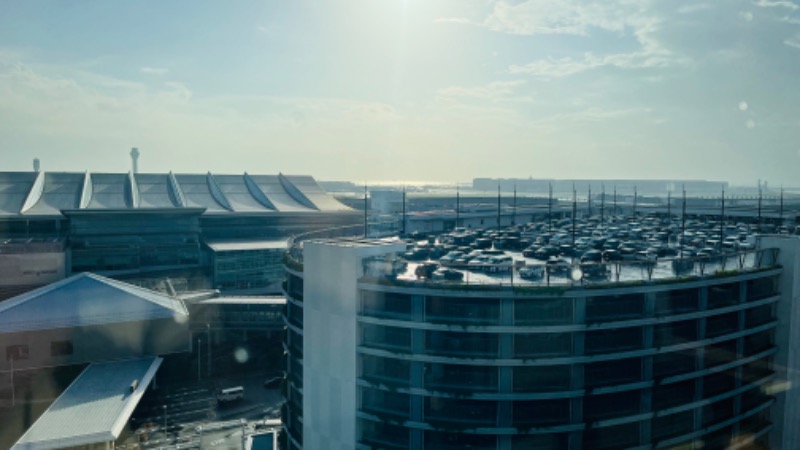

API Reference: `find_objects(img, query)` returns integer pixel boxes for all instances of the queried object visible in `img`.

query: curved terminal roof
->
[283,175,353,212]
[0,172,37,215]
[248,174,313,212]
[213,174,274,212]
[23,172,84,216]
[174,173,230,212]
[87,173,129,209]
[0,171,352,216]
[135,173,180,208]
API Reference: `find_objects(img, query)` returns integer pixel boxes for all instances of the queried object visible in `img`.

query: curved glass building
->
[283,235,800,450]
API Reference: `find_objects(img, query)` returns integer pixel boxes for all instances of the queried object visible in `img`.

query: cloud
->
[510,56,599,77]
[480,1,686,78]
[509,35,682,78]
[435,80,532,104]
[482,0,652,36]
[534,106,652,124]
[162,81,192,101]
[257,26,269,33]
[434,17,473,25]
[785,34,800,48]
[754,0,799,10]
[141,67,168,75]
[740,11,755,21]
[678,4,712,14]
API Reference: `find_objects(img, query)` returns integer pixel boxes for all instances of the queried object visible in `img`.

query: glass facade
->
[352,274,777,449]
[212,247,284,291]
[66,210,203,273]
[285,259,780,450]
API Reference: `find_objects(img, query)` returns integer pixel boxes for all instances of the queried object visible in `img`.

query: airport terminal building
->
[283,234,800,450]
[0,171,359,297]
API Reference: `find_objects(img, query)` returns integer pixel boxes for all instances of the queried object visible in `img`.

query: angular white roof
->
[11,357,162,450]
[0,272,188,334]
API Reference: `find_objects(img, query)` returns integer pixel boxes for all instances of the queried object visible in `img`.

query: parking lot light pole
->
[240,419,247,450]
[206,323,211,377]
[197,337,201,382]
[10,356,14,406]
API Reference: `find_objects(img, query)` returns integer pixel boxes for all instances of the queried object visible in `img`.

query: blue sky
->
[1,0,799,185]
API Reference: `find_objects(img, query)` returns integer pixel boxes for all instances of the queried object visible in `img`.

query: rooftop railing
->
[285,224,366,270]
[285,221,402,270]
[359,247,780,291]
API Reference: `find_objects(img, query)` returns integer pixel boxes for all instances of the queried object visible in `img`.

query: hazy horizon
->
[1,1,798,185]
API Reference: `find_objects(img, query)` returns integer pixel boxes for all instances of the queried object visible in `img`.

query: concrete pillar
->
[761,236,800,449]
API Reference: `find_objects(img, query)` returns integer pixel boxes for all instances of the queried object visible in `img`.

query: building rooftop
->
[11,357,162,450]
[0,171,353,217]
[309,237,404,248]
[197,296,286,305]
[0,272,188,334]
[205,239,288,252]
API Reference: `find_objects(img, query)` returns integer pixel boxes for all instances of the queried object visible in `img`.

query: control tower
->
[130,148,140,174]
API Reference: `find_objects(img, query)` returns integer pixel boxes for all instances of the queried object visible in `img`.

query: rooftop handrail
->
[359,247,780,289]
[285,220,403,266]
[286,224,366,265]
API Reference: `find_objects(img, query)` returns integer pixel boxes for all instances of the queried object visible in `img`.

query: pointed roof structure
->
[11,357,163,450]
[0,170,354,216]
[0,273,188,334]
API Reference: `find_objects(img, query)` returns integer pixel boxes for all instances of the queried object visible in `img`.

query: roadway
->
[117,372,282,450]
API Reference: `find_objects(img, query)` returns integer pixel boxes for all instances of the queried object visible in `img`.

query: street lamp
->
[196,425,203,450]
[197,337,201,382]
[162,405,167,437]
[10,356,15,407]
[206,323,211,377]
[240,418,247,450]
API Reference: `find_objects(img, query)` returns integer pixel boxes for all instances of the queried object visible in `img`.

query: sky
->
[0,0,799,185]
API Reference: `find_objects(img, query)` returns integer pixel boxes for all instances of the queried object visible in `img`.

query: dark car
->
[581,249,603,263]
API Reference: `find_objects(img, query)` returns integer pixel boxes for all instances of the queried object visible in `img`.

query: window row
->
[5,341,73,360]
[359,319,774,358]
[357,399,771,449]
[360,352,774,394]
[358,278,777,326]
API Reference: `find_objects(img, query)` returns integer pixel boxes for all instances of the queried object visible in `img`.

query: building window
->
[585,294,645,323]
[514,298,573,325]
[50,340,74,357]
[513,365,571,392]
[585,357,643,387]
[584,328,643,355]
[424,363,498,392]
[746,276,778,301]
[708,282,740,309]
[6,345,29,361]
[363,324,412,352]
[514,333,572,358]
[584,390,641,421]
[655,288,699,316]
[361,291,412,320]
[425,296,500,325]
[426,330,498,357]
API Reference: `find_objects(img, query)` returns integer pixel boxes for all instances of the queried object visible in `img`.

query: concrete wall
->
[762,235,800,450]
[302,239,404,450]
[0,318,191,372]
[0,251,65,287]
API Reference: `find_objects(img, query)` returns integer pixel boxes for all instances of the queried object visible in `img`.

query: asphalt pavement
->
[117,371,283,450]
